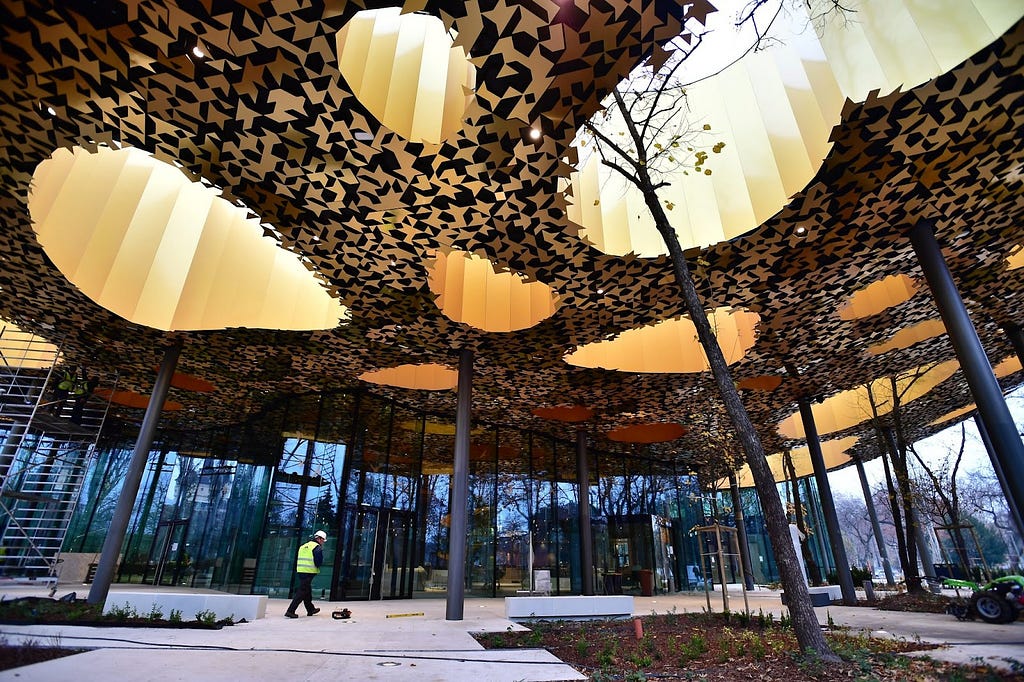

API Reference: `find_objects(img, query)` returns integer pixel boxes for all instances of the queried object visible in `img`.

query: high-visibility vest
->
[57,370,75,391]
[296,540,319,574]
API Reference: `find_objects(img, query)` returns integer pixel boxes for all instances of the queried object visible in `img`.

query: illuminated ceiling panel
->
[838,274,918,321]
[95,388,183,411]
[1008,245,1024,271]
[29,146,347,333]
[359,363,457,390]
[565,308,759,373]
[867,319,946,356]
[777,359,961,439]
[737,375,783,392]
[532,405,596,422]
[336,7,475,145]
[428,250,559,332]
[0,321,60,369]
[734,436,860,486]
[929,356,1020,426]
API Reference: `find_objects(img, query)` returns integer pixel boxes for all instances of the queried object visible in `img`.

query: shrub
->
[850,566,873,584]
[194,609,217,625]
[106,603,138,621]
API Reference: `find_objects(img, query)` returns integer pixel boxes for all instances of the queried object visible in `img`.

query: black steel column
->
[446,348,473,620]
[974,414,1024,546]
[855,458,895,585]
[576,429,594,595]
[728,474,756,590]
[909,219,1024,538]
[1003,323,1024,367]
[797,397,857,604]
[88,339,182,605]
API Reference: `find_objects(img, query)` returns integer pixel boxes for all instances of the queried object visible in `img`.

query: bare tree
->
[908,424,973,575]
[960,464,1023,570]
[576,1,844,659]
[863,368,937,593]
[833,492,876,570]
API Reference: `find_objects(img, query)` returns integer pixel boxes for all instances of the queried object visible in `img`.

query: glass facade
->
[61,389,827,600]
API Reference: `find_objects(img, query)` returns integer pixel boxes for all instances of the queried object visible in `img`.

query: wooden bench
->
[103,591,268,621]
[505,595,634,621]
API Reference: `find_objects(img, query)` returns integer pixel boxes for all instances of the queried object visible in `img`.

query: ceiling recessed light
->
[353,130,374,141]
[795,226,807,236]
[44,105,56,117]
[191,45,205,59]
[596,288,604,294]
[529,128,541,140]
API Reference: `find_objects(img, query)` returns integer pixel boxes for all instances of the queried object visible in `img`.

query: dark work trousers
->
[286,573,316,615]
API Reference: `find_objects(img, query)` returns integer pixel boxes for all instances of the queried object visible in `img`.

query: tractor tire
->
[972,590,1015,624]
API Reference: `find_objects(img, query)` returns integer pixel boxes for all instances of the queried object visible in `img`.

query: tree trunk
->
[637,179,837,659]
[880,449,910,581]
[883,433,923,593]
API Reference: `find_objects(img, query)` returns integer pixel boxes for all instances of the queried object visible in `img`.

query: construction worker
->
[70,369,98,424]
[50,366,77,412]
[285,530,326,618]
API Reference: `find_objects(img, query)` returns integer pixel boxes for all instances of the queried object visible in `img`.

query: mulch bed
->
[474,611,1023,681]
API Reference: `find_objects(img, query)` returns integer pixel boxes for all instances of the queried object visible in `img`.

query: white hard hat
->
[314,530,327,541]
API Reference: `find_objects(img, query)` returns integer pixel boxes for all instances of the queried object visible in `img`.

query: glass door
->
[375,509,414,599]
[342,506,415,599]
[147,518,190,586]
[343,506,378,599]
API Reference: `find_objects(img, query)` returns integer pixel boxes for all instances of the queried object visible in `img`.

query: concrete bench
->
[103,591,267,621]
[505,595,633,621]
[781,585,842,607]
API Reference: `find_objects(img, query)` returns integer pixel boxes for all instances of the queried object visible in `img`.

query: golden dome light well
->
[838,274,919,321]
[734,436,860,487]
[428,250,559,333]
[359,363,458,390]
[28,146,347,333]
[565,308,759,373]
[0,321,61,369]
[336,7,476,145]
[867,318,946,355]
[532,405,596,422]
[606,422,688,444]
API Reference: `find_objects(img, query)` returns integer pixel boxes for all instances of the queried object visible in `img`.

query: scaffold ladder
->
[0,324,115,589]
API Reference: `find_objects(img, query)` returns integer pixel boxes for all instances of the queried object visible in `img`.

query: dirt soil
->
[473,612,1023,681]
[0,645,85,672]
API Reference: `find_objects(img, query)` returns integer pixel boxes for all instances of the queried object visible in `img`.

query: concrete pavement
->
[1,585,1022,680]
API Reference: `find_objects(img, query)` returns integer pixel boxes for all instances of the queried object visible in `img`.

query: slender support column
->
[576,430,594,595]
[974,415,1024,546]
[855,458,895,585]
[1003,323,1024,367]
[446,348,473,620]
[728,474,756,589]
[88,339,182,605]
[797,397,857,604]
[909,219,1024,531]
[914,519,937,579]
[0,422,28,492]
